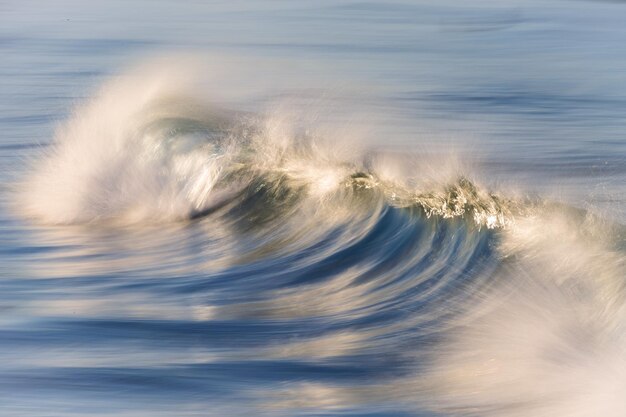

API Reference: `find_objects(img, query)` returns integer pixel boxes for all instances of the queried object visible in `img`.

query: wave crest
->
[17,64,517,229]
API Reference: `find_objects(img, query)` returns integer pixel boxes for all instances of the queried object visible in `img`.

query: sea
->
[1,1,625,416]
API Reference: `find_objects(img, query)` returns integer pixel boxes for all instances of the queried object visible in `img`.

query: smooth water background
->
[1,1,626,416]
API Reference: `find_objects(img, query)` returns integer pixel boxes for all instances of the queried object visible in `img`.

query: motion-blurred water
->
[1,1,625,416]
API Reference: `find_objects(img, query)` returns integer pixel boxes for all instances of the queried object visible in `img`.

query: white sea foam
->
[17,59,511,228]
[421,208,626,417]
[18,60,238,224]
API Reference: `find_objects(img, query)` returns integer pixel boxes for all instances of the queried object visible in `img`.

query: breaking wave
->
[14,61,626,417]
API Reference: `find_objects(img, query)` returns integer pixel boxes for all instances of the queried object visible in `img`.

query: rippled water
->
[1,1,626,416]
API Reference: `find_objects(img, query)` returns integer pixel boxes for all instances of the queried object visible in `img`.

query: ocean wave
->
[17,63,517,230]
[12,60,626,417]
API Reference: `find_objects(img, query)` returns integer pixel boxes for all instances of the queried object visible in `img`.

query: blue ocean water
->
[1,1,625,416]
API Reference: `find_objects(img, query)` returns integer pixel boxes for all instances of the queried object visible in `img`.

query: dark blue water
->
[1,1,626,416]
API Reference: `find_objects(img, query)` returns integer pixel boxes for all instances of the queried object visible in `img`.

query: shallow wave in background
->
[8,61,626,417]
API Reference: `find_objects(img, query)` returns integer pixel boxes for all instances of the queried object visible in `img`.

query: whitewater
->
[1,1,626,417]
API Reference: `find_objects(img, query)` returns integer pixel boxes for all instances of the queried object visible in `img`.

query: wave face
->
[9,64,626,417]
